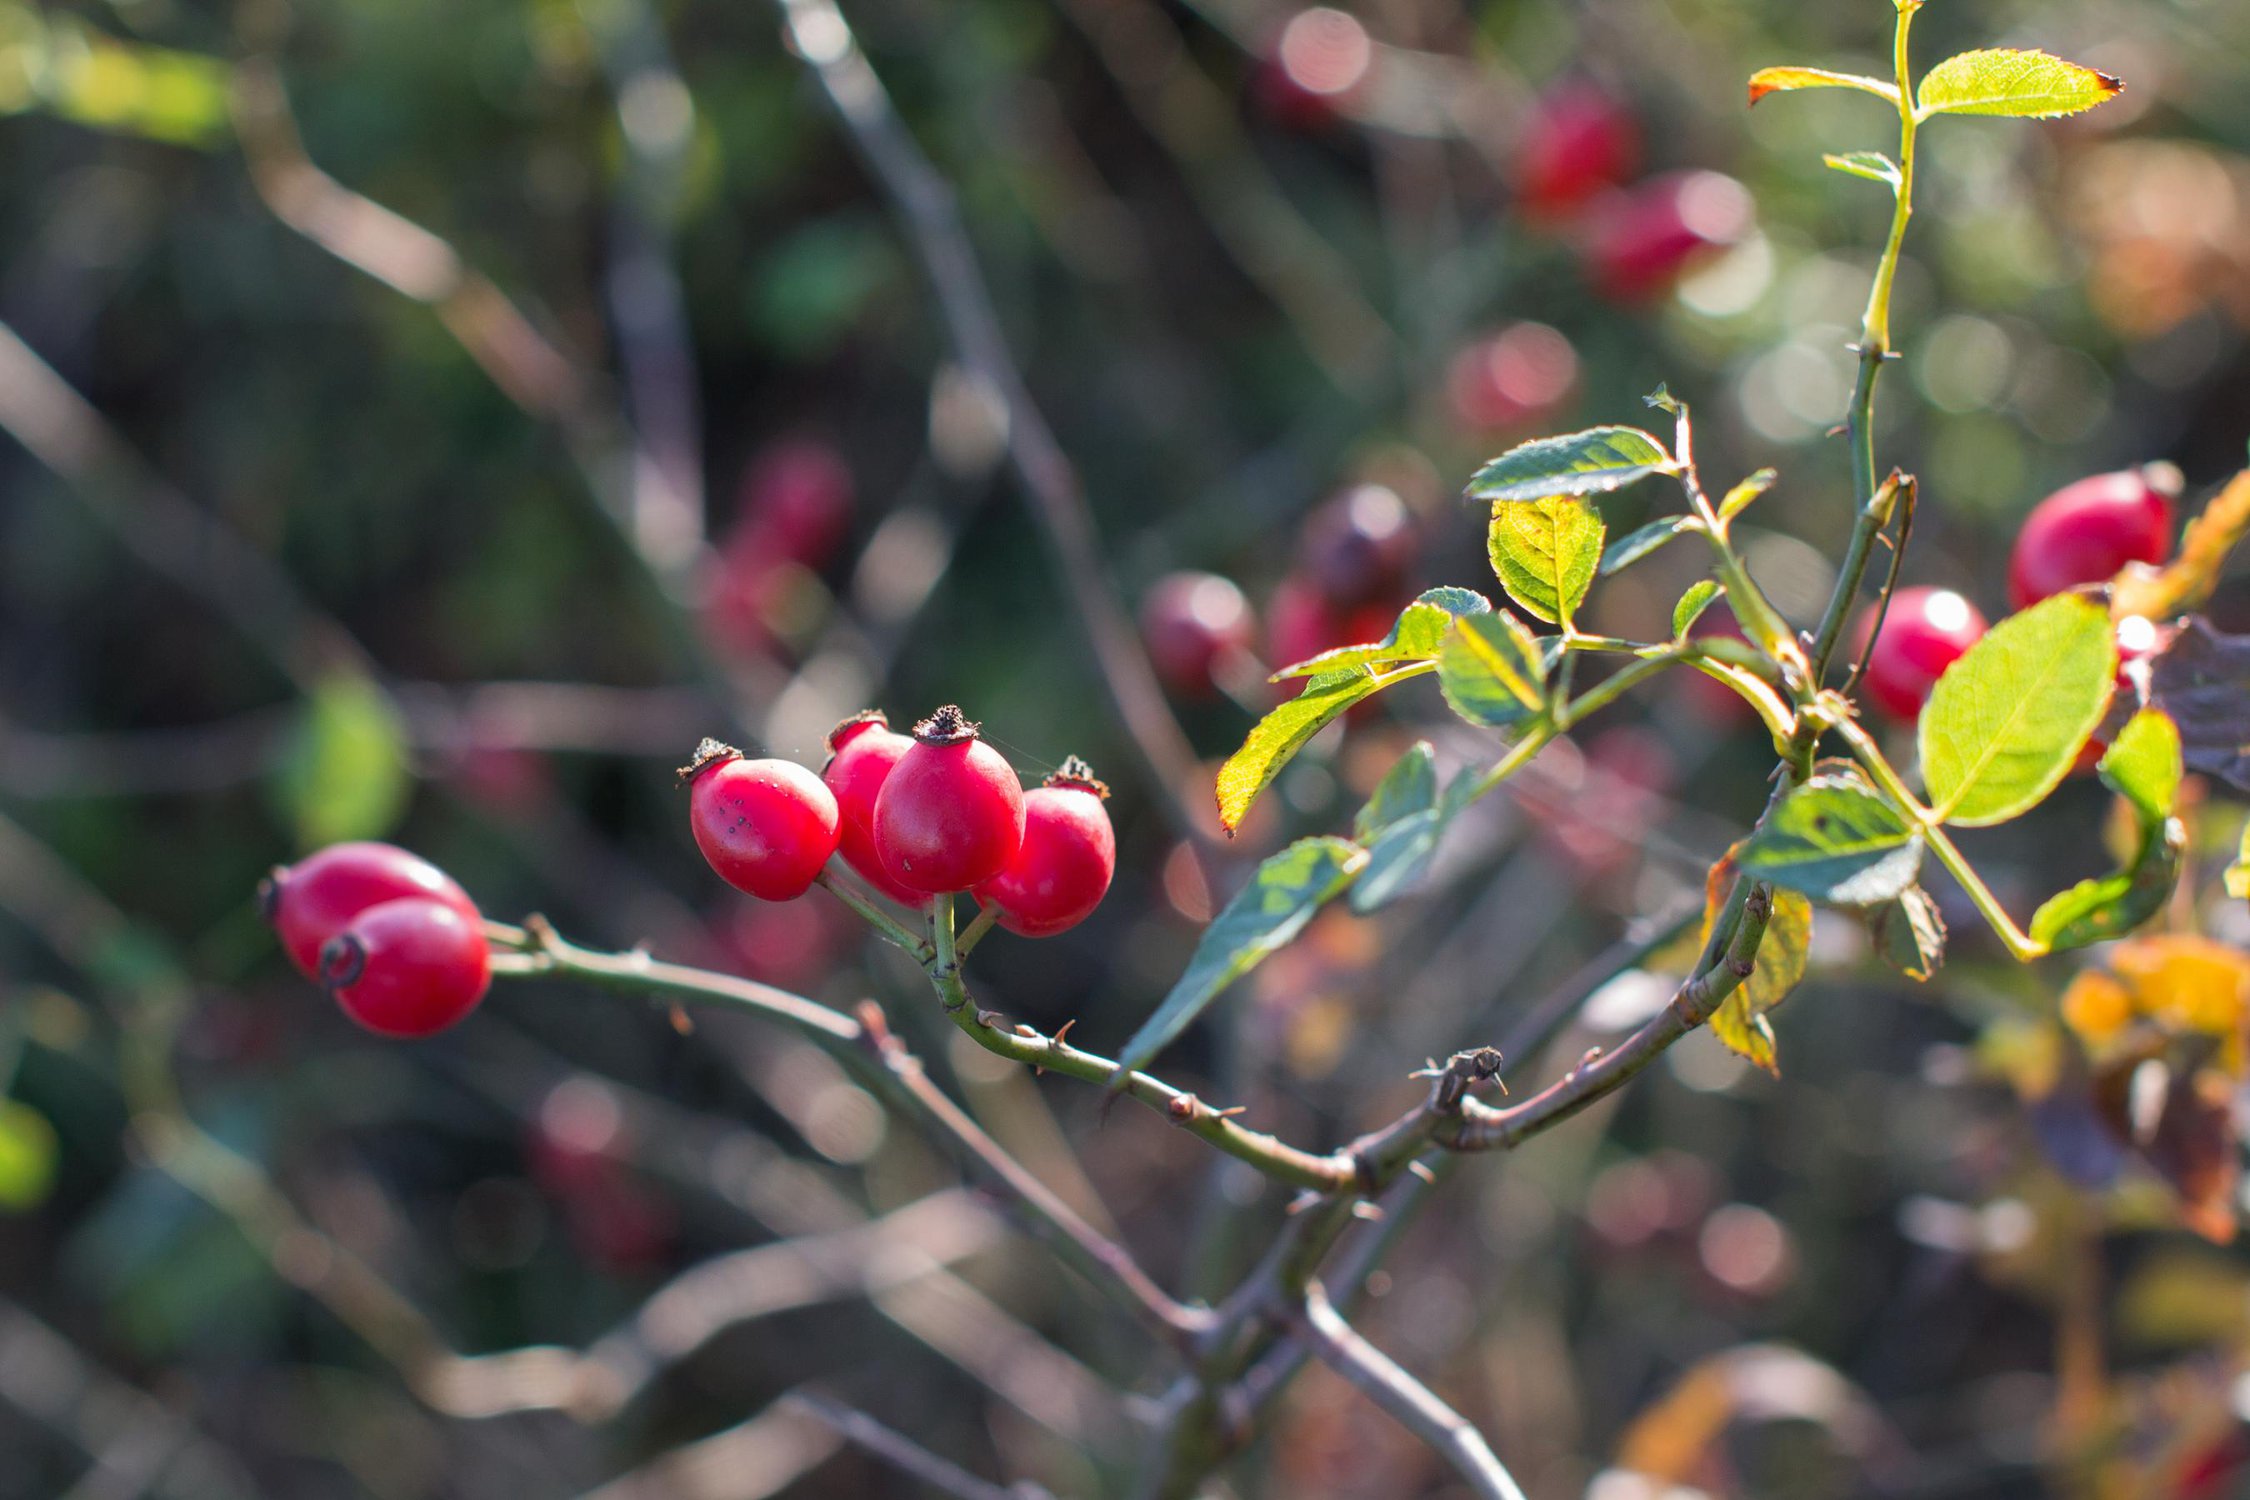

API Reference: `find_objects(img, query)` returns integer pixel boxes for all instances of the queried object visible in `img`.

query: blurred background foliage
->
[1,0,2249,1495]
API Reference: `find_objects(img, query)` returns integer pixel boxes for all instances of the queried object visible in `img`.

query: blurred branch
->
[768,0,1213,849]
[0,320,365,693]
[1288,1283,1526,1500]
[0,682,710,798]
[782,1391,1060,1500]
[0,1298,265,1500]
[1044,0,1394,387]
[227,58,699,585]
[573,1397,843,1500]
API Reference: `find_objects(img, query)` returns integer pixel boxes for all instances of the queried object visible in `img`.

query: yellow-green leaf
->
[1488,496,1604,627]
[1916,48,2122,121]
[1710,889,1814,1077]
[274,673,413,851]
[1919,594,2116,827]
[1438,612,1547,728]
[0,1100,58,1213]
[1748,66,1901,108]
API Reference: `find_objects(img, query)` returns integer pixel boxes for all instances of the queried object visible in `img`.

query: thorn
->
[1013,1023,1039,1037]
[1284,1190,1321,1216]
[1212,1105,1249,1120]
[667,1003,694,1035]
[974,1008,1004,1029]
[1407,1160,1438,1184]
[1052,1018,1077,1048]
[1351,1201,1386,1221]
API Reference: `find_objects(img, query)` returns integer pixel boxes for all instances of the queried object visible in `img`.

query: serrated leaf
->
[1872,887,1946,981]
[1354,743,1437,842]
[1920,594,2117,827]
[1216,669,1406,834]
[1270,588,1493,681]
[1739,774,1924,906]
[1823,151,1903,191]
[1917,48,2122,120]
[2148,620,2250,793]
[1350,754,1472,915]
[1113,838,1367,1079]
[1708,884,1814,1077]
[2100,710,2183,827]
[1748,65,1902,107]
[1489,496,1604,626]
[1601,516,1694,577]
[2031,819,2185,951]
[1674,581,1723,638]
[1467,426,1673,503]
[1438,611,1548,728]
[1719,469,1778,523]
[274,673,412,851]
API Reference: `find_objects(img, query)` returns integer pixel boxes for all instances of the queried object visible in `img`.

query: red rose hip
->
[260,841,480,981]
[1141,571,1257,700]
[1851,586,1988,724]
[1515,82,1639,218]
[682,740,841,901]
[1583,171,1753,303]
[2007,464,2180,609]
[822,711,929,906]
[974,758,1117,937]
[872,706,1026,893]
[319,897,491,1038]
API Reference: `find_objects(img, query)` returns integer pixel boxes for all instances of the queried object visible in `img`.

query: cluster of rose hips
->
[1139,482,1422,701]
[260,842,492,1039]
[1851,464,2178,727]
[684,705,1115,938]
[702,438,855,660]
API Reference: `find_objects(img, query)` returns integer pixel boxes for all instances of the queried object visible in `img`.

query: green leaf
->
[1823,151,1903,192]
[1600,516,1694,578]
[1919,594,2117,827]
[2099,709,2183,827]
[11,15,233,148]
[1718,469,1778,523]
[1871,887,1946,982]
[274,673,412,851]
[1353,743,1437,842]
[1270,588,1491,680]
[1710,889,1814,1076]
[1438,612,1548,728]
[0,1100,58,1213]
[1916,48,2123,120]
[1350,745,1452,914]
[1466,426,1673,504]
[2031,819,2185,951]
[1673,581,1724,639]
[1488,496,1604,627]
[1113,838,1367,1079]
[1738,774,1924,907]
[1748,65,1903,107]
[1216,669,1400,834]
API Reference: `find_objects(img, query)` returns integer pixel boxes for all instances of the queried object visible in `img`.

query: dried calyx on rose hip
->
[821,710,928,906]
[319,896,491,1039]
[872,706,1026,894]
[681,738,841,902]
[974,757,1116,938]
[260,841,481,981]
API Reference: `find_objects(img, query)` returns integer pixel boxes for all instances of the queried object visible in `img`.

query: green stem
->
[956,901,1003,957]
[817,870,932,958]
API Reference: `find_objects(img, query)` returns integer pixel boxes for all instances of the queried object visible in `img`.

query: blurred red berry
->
[683,742,841,902]
[1300,484,1416,608]
[1141,571,1257,699]
[1254,8,1372,132]
[822,711,929,906]
[1852,586,1988,725]
[1515,82,1639,217]
[1266,575,1403,673]
[872,706,1026,893]
[1446,323,1579,433]
[319,897,491,1039]
[261,842,480,982]
[444,743,554,818]
[1584,171,1754,302]
[1532,725,1677,880]
[2007,464,2179,609]
[722,892,856,989]
[738,439,854,571]
[974,760,1117,938]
